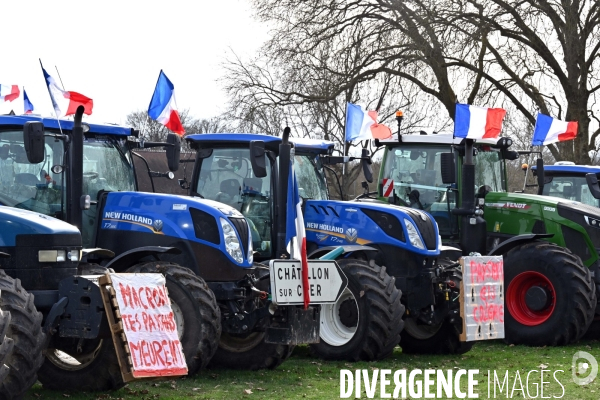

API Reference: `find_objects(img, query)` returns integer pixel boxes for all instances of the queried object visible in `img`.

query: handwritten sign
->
[110,273,187,378]
[460,256,505,341]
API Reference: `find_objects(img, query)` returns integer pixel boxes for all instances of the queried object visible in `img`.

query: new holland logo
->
[153,219,164,232]
[345,228,358,243]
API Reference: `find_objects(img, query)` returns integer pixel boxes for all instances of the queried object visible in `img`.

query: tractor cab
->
[532,163,600,208]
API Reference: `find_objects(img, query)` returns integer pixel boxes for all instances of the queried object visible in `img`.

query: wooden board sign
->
[459,256,505,342]
[101,273,188,379]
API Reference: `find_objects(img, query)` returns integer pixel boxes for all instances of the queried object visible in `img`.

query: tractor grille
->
[229,217,250,257]
[190,208,220,245]
[402,208,437,250]
[557,202,600,258]
[361,208,405,242]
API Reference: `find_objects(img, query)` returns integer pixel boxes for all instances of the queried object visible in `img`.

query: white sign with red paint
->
[382,178,394,197]
[462,256,505,341]
[110,273,187,378]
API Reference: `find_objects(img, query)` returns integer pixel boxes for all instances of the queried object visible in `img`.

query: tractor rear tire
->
[310,259,404,361]
[126,261,221,374]
[38,264,124,392]
[504,242,596,346]
[0,270,45,399]
[209,333,293,370]
[400,319,473,354]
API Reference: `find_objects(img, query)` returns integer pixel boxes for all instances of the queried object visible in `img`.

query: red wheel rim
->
[506,271,556,326]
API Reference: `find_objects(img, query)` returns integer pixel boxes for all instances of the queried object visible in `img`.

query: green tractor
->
[373,126,598,346]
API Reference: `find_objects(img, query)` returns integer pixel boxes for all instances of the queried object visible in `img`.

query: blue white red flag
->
[0,85,19,103]
[23,89,34,114]
[285,160,310,309]
[148,70,185,135]
[345,103,392,142]
[531,113,578,146]
[40,62,93,117]
[454,103,506,139]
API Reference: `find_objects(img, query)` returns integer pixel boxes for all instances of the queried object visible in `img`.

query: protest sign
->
[460,256,505,341]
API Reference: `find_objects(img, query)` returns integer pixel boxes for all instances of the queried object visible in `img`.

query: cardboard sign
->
[269,260,348,305]
[110,273,187,378]
[460,256,505,341]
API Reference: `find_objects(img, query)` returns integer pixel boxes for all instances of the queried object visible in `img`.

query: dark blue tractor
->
[531,163,600,208]
[0,109,323,393]
[180,133,471,359]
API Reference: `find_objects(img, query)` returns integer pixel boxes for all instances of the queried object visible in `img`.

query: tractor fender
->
[104,246,182,272]
[81,248,115,260]
[307,245,377,259]
[487,233,554,256]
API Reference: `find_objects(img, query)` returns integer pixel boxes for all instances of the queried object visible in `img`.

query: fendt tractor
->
[0,108,329,393]
[373,117,599,347]
[176,132,472,360]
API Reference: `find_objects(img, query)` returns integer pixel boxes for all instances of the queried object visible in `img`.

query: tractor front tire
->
[126,261,221,374]
[209,332,293,370]
[310,259,403,361]
[400,319,473,354]
[0,270,45,399]
[504,242,596,346]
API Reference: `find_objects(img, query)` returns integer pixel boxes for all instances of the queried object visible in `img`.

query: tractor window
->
[294,155,328,200]
[0,130,65,217]
[474,150,504,193]
[543,175,600,207]
[196,148,273,258]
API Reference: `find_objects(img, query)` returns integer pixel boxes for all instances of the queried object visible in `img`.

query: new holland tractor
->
[530,162,600,208]
[0,109,328,392]
[374,125,598,346]
[178,132,472,359]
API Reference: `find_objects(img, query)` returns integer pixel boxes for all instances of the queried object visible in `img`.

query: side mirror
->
[249,140,267,178]
[23,122,45,164]
[166,133,181,172]
[536,158,544,195]
[440,153,456,184]
[586,173,600,200]
[361,148,373,183]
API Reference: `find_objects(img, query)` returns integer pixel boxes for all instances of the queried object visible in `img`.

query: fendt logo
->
[345,228,358,243]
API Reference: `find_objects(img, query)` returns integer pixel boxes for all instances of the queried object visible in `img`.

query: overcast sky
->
[1,0,267,125]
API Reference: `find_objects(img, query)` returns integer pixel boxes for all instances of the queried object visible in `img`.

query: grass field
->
[25,340,599,399]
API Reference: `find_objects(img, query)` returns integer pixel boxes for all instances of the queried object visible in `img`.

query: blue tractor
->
[0,109,325,392]
[180,132,471,359]
[530,162,600,208]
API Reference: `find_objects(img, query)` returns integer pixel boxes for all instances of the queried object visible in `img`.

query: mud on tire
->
[126,261,221,374]
[310,259,404,361]
[504,242,596,346]
[0,269,45,399]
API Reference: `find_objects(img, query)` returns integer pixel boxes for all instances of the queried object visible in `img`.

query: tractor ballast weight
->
[376,132,598,346]
[181,133,471,358]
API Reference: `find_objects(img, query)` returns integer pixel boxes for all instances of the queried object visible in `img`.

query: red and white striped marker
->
[382,178,394,197]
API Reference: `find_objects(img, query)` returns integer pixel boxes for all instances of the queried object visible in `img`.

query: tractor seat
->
[215,178,241,207]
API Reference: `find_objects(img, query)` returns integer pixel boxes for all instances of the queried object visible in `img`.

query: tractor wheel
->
[0,270,45,399]
[400,319,473,354]
[126,261,221,374]
[209,332,293,370]
[310,259,403,361]
[38,265,124,392]
[504,242,596,346]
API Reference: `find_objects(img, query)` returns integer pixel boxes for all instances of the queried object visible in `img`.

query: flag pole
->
[40,59,64,136]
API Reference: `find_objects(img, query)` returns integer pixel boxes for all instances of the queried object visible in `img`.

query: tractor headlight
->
[220,217,244,263]
[404,219,425,250]
[247,223,254,264]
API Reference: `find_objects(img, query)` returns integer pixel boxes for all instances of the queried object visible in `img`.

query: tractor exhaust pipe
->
[67,105,85,230]
[276,127,292,258]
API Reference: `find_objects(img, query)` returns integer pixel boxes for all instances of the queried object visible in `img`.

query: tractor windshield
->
[542,175,600,207]
[294,155,328,200]
[474,149,504,193]
[0,130,66,216]
[196,148,273,258]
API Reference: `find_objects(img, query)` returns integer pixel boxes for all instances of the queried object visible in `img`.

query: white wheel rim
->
[319,288,358,346]
[46,340,103,371]
[171,300,185,340]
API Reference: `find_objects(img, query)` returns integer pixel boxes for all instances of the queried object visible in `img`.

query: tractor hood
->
[484,191,600,266]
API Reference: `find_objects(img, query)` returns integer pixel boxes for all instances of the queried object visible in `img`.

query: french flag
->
[532,113,578,146]
[454,103,506,139]
[23,88,34,114]
[285,161,310,309]
[148,70,185,135]
[0,85,19,103]
[40,62,93,117]
[345,102,392,141]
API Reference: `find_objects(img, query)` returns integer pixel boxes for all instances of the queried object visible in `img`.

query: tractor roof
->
[378,133,501,146]
[186,133,335,154]
[532,164,600,175]
[0,114,134,136]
